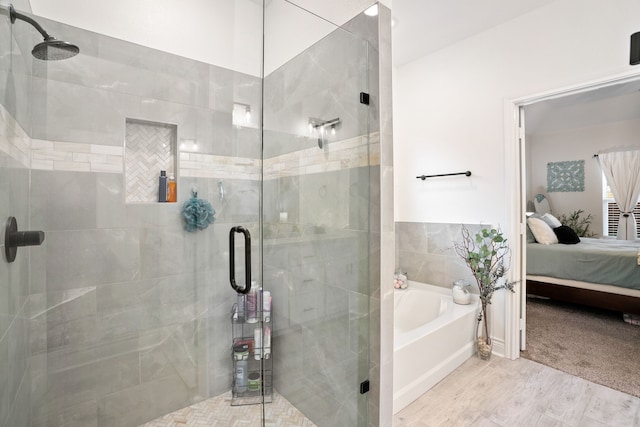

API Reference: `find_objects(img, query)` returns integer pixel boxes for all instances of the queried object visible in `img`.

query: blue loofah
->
[181,189,216,232]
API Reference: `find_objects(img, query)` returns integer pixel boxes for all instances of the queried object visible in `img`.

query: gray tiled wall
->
[395,222,480,290]
[22,17,262,427]
[0,167,32,427]
[262,12,375,427]
[0,14,33,427]
[263,26,368,158]
[29,172,261,427]
[30,15,262,158]
[0,12,32,133]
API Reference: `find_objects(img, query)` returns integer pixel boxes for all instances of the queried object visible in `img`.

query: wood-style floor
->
[393,356,640,427]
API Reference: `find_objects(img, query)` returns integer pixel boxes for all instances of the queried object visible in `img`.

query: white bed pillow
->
[527,217,558,245]
[542,213,562,228]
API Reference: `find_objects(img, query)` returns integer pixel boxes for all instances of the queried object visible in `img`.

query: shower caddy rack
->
[230,303,273,406]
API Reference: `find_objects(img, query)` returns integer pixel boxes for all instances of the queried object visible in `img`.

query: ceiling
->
[524,80,640,136]
[392,0,557,67]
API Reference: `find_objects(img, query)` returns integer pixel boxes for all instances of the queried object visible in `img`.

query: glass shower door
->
[262,2,372,425]
[3,3,265,426]
[1,1,376,425]
[0,9,34,427]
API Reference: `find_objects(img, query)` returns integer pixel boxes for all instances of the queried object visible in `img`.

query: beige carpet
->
[521,297,640,398]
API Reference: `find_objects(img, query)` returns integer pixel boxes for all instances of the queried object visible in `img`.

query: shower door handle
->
[229,226,251,294]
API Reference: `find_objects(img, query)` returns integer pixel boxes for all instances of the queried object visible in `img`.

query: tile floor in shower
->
[140,390,316,426]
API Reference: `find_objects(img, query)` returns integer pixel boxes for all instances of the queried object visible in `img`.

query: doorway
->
[507,71,640,357]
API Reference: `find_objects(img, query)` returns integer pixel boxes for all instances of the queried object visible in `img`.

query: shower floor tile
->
[139,390,316,427]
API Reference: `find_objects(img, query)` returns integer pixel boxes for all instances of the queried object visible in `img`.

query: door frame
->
[503,69,640,360]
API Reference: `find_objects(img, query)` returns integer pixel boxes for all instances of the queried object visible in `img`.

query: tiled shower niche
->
[125,118,177,203]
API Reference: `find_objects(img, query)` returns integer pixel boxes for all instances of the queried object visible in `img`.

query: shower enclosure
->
[0,1,391,426]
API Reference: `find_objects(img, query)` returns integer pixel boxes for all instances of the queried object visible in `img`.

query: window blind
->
[607,202,640,238]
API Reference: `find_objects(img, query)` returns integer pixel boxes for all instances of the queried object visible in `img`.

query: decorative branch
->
[454,225,517,347]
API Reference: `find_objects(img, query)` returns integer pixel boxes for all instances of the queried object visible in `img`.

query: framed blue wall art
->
[547,160,585,192]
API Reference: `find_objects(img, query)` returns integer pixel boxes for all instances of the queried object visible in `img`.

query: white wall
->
[528,118,640,237]
[30,0,263,75]
[394,0,640,226]
[393,0,640,351]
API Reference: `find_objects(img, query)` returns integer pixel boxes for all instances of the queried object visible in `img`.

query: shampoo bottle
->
[167,174,177,202]
[158,170,167,202]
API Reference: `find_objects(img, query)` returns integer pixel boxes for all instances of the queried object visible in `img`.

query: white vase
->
[452,280,471,304]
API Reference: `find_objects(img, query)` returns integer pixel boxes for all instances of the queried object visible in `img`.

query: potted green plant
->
[454,225,517,359]
[558,209,595,237]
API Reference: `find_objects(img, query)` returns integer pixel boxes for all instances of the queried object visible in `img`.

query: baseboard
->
[491,337,505,358]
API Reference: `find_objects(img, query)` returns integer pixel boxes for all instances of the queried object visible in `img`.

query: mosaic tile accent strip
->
[125,119,177,203]
[26,135,374,181]
[263,133,379,180]
[0,103,30,168]
[20,128,376,183]
[180,132,379,181]
[31,139,123,172]
[547,160,585,192]
[180,152,261,181]
[140,390,317,427]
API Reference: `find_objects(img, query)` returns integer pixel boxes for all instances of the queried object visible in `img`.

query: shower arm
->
[9,5,53,40]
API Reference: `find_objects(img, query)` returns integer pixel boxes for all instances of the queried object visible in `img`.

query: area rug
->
[521,297,640,398]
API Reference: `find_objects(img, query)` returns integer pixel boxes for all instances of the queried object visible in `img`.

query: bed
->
[526,238,640,315]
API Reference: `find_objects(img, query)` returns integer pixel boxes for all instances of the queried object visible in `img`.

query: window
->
[602,173,640,238]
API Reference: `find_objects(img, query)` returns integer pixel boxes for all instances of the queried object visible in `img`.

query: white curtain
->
[598,150,640,240]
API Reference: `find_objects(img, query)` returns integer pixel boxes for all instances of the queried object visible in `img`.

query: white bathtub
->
[393,281,479,414]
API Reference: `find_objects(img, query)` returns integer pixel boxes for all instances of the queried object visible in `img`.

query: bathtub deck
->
[394,357,640,426]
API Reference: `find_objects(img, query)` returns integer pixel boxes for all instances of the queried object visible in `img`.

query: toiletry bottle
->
[246,284,258,323]
[262,290,271,322]
[235,360,248,392]
[263,326,271,359]
[233,342,249,360]
[167,174,177,202]
[254,327,262,360]
[237,294,246,322]
[158,170,167,202]
[247,372,261,392]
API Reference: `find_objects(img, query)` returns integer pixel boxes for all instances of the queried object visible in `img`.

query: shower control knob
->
[4,216,45,263]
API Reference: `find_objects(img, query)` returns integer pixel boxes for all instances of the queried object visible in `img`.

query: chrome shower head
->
[9,4,79,60]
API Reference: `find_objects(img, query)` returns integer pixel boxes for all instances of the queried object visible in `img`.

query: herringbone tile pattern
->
[125,119,176,203]
[140,390,316,427]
